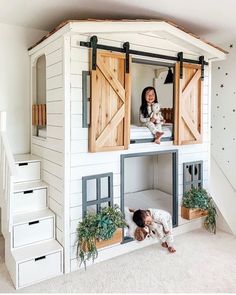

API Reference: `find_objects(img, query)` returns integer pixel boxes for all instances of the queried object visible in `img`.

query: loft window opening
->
[130,58,174,144]
[32,54,47,138]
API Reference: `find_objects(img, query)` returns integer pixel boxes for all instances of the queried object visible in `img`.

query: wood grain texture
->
[32,104,47,126]
[174,63,202,145]
[181,206,208,220]
[89,50,130,152]
[96,228,122,249]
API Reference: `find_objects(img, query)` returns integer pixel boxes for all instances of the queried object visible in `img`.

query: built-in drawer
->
[18,251,62,288]
[13,217,54,248]
[14,162,40,183]
[12,188,47,214]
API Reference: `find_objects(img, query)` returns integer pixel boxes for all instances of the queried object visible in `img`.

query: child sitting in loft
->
[139,86,165,144]
[133,208,176,253]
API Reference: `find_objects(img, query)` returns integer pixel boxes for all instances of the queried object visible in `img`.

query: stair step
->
[14,153,41,164]
[12,182,47,215]
[13,208,54,225]
[12,239,62,264]
[12,209,55,249]
[13,155,41,183]
[13,180,47,193]
[11,240,63,289]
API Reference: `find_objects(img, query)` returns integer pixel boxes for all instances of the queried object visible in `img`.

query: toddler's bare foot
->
[168,246,176,253]
[161,242,168,248]
[154,132,163,144]
[154,131,164,144]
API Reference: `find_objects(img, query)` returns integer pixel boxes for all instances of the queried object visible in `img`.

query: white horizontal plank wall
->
[30,36,65,259]
[69,34,122,271]
[69,33,211,271]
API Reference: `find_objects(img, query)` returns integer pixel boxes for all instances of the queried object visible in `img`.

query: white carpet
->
[0,229,236,293]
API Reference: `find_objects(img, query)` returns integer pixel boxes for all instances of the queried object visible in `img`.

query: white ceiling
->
[1,0,235,45]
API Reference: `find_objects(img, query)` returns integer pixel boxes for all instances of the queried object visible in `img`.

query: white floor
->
[1,229,236,293]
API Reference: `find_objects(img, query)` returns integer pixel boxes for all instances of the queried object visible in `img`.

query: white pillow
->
[124,207,137,238]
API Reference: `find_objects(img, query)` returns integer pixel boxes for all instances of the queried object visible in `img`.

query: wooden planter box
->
[181,206,208,220]
[96,228,122,249]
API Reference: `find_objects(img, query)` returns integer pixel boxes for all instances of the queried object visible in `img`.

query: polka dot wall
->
[212,42,236,189]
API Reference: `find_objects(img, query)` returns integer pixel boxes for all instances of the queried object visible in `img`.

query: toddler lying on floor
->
[133,208,176,253]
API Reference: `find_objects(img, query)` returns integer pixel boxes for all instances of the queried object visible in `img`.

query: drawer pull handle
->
[18,163,28,166]
[28,220,39,225]
[24,190,33,194]
[35,256,46,261]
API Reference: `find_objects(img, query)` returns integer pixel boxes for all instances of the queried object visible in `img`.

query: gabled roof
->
[164,20,228,54]
[28,19,227,59]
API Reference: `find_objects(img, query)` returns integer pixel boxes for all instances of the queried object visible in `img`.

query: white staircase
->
[210,156,236,235]
[2,154,63,289]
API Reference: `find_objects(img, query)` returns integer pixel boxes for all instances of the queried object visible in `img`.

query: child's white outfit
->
[148,208,174,247]
[140,103,164,135]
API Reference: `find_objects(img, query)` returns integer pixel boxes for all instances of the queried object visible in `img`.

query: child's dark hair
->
[133,209,148,228]
[140,86,158,118]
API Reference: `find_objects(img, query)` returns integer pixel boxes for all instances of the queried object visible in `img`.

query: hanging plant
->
[76,205,126,268]
[204,197,217,234]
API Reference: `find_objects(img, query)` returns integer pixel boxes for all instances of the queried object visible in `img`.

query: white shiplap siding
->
[32,32,211,272]
[68,34,211,271]
[31,36,65,250]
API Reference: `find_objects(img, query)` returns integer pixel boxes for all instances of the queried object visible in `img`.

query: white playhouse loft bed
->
[0,19,228,289]
[27,19,227,274]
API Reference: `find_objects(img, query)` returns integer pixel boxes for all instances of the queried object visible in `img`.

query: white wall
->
[0,23,47,154]
[211,41,236,189]
[36,55,46,105]
[124,153,173,194]
[124,156,155,193]
[155,71,173,108]
[154,153,172,194]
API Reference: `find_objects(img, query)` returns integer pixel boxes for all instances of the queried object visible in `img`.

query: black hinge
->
[90,35,98,70]
[123,42,130,73]
[199,56,205,81]
[177,52,183,79]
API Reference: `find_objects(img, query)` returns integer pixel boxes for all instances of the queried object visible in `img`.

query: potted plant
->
[181,187,217,234]
[76,204,126,268]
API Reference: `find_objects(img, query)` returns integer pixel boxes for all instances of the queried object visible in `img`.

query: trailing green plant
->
[76,213,98,268]
[204,198,217,234]
[182,187,217,234]
[76,204,126,268]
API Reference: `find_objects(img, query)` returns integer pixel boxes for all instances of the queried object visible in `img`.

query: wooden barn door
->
[89,51,131,152]
[174,63,202,145]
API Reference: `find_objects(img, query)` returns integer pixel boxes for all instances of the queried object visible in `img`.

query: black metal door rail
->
[80,35,208,80]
